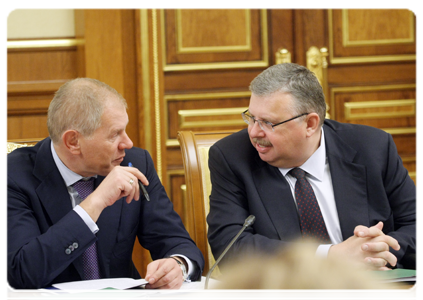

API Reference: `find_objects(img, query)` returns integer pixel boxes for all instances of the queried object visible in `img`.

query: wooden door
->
[150,7,416,219]
[150,9,415,275]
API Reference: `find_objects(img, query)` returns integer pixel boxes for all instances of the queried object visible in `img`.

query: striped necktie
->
[72,178,101,280]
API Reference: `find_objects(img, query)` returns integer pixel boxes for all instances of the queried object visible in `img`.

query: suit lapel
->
[33,138,73,225]
[324,124,369,239]
[33,138,85,278]
[252,157,302,241]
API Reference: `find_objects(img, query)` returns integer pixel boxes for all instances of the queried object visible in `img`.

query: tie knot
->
[72,178,94,200]
[289,168,306,179]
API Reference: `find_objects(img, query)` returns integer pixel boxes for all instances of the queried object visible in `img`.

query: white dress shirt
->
[279,128,342,256]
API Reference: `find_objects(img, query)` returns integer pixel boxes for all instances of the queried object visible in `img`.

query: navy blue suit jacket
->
[207,120,415,268]
[8,138,204,289]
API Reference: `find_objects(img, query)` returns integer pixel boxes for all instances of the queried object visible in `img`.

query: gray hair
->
[249,63,326,125]
[47,78,127,143]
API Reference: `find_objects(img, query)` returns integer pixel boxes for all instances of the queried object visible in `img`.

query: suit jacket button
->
[73,242,79,249]
[69,245,74,252]
[65,248,72,255]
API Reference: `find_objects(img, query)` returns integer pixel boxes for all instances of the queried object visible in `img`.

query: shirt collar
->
[50,141,95,187]
[279,127,326,181]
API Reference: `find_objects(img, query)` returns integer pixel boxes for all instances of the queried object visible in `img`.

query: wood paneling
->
[166,94,250,141]
[7,48,78,81]
[330,9,416,62]
[75,9,141,148]
[346,10,414,42]
[163,9,266,67]
[7,47,78,140]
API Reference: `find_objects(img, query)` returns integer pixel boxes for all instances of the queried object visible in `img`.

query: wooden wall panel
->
[162,9,268,71]
[7,47,78,140]
[332,85,415,127]
[165,93,250,143]
[163,9,266,67]
[329,9,416,63]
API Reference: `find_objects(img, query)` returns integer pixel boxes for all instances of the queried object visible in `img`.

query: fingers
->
[354,221,384,238]
[127,165,149,186]
[362,236,400,252]
[145,259,182,289]
[365,251,397,270]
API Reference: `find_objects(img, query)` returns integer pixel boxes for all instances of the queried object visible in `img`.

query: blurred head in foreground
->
[214,241,393,289]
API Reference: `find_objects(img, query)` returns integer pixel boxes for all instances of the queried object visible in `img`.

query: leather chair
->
[177,130,235,277]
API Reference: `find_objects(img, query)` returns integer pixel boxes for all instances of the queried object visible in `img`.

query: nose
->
[120,131,133,149]
[249,120,265,138]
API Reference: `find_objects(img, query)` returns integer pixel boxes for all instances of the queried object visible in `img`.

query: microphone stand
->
[204,215,255,289]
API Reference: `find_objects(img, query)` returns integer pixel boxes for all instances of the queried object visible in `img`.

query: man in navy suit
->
[207,63,415,271]
[8,78,204,289]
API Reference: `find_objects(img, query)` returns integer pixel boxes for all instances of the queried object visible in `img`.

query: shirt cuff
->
[171,254,195,277]
[74,205,99,234]
[316,244,332,258]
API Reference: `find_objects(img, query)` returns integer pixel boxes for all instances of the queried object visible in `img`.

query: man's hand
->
[144,258,184,289]
[79,166,149,222]
[329,222,400,270]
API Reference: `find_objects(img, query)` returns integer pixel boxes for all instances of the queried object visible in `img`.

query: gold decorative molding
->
[152,9,163,181]
[178,107,248,129]
[408,171,420,188]
[382,127,416,135]
[165,91,250,147]
[328,10,416,64]
[162,9,269,71]
[140,10,153,155]
[7,39,83,49]
[7,142,31,154]
[176,9,252,53]
[165,91,251,101]
[342,10,415,47]
[344,99,415,120]
[330,84,416,120]
[306,46,330,118]
[275,48,291,64]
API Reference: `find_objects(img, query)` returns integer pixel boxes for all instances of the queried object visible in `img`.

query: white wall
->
[7,9,75,39]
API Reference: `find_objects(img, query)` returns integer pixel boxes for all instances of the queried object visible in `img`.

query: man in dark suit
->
[207,63,415,271]
[8,78,204,289]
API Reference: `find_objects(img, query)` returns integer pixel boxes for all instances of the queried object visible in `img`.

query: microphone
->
[204,215,255,289]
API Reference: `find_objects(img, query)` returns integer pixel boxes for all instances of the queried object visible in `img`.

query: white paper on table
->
[52,278,148,291]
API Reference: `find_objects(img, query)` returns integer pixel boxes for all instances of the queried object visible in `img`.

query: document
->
[374,269,416,283]
[34,276,218,299]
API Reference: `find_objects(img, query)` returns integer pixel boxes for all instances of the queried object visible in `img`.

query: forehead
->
[249,92,294,118]
[100,101,128,127]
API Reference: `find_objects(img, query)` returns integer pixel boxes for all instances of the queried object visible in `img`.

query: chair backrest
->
[177,130,235,277]
[7,139,42,154]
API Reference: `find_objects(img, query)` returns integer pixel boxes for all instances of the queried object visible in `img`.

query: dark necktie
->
[72,178,101,280]
[289,168,330,243]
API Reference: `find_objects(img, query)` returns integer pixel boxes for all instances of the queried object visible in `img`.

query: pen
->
[128,162,150,201]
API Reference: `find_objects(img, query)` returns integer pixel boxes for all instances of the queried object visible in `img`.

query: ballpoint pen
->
[128,162,150,201]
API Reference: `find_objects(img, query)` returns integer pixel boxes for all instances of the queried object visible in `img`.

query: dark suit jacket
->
[207,120,415,268]
[8,138,204,289]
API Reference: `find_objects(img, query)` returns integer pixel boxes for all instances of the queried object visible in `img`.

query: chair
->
[177,130,235,277]
[7,139,42,154]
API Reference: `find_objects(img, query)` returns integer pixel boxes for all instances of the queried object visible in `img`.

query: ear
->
[62,130,81,155]
[305,113,320,137]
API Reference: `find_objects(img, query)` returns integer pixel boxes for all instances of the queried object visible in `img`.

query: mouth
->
[113,156,125,164]
[252,138,272,153]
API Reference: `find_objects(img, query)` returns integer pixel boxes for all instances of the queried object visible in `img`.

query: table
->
[4,292,190,300]
[4,283,420,300]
